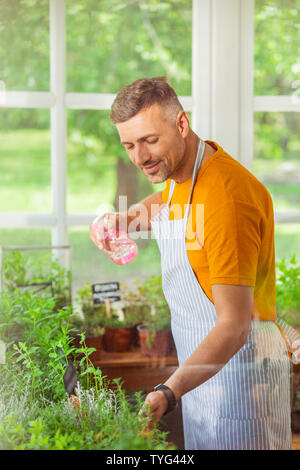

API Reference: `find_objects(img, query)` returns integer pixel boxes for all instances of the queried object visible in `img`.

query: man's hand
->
[138,390,168,432]
[89,191,164,250]
[89,212,126,252]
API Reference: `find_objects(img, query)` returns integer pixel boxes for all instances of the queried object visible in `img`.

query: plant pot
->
[137,325,171,357]
[73,334,103,363]
[103,326,135,353]
[132,322,143,347]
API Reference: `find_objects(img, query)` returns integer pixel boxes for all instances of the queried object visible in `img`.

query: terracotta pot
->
[73,334,103,363]
[132,322,143,347]
[137,325,171,357]
[103,326,134,353]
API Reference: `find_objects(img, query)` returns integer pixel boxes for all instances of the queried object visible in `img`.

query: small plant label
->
[92,282,121,304]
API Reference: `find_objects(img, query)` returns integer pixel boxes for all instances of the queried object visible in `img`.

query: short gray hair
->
[110,76,183,124]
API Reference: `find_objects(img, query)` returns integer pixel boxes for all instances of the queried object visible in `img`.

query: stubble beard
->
[145,160,172,184]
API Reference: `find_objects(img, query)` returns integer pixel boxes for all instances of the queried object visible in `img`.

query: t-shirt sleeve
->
[203,200,262,286]
[161,179,171,204]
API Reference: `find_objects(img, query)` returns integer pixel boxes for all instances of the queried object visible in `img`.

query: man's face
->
[116,104,187,183]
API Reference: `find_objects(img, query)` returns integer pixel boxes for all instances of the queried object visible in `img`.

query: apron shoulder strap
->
[167,179,176,206]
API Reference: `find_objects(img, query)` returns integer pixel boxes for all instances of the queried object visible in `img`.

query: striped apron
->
[150,139,292,450]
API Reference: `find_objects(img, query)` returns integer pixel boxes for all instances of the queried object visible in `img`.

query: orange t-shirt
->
[161,140,276,321]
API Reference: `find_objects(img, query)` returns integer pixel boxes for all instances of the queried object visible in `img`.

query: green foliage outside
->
[276,254,300,327]
[2,250,71,308]
[0,0,299,217]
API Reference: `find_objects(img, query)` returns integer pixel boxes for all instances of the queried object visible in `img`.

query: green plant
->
[102,312,135,329]
[276,254,300,326]
[134,275,171,349]
[75,282,144,332]
[2,250,71,308]
[0,290,174,450]
[138,275,170,316]
[120,281,151,325]
[74,281,107,335]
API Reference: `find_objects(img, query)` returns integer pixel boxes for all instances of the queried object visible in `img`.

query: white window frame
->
[0,0,299,253]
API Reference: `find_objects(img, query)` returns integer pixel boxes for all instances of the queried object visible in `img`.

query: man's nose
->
[134,144,150,166]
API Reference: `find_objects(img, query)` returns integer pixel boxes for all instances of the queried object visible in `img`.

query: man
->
[90,77,291,450]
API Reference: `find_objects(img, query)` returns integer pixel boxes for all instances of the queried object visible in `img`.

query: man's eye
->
[126,145,134,150]
[147,138,158,144]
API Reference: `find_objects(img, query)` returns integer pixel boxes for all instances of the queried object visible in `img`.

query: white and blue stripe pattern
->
[150,140,292,450]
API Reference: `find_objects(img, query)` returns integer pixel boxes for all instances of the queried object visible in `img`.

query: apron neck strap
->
[166,138,206,218]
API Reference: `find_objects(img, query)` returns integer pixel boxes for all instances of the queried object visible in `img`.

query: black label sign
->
[92,282,121,304]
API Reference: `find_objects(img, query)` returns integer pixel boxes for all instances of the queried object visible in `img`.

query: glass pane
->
[0,228,51,247]
[67,110,165,214]
[0,0,50,91]
[66,0,192,95]
[253,112,300,212]
[0,230,71,305]
[69,227,161,295]
[275,223,300,261]
[0,109,51,212]
[254,0,300,95]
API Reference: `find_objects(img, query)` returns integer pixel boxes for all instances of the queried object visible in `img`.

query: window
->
[0,0,192,290]
[0,0,299,292]
[254,0,300,259]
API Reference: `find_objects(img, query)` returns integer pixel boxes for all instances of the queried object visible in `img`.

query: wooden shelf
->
[95,347,178,367]
[93,347,178,393]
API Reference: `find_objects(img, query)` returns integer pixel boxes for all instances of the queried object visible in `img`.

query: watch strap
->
[153,383,178,416]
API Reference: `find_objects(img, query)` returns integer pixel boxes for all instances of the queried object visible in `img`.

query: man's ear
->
[176,110,190,138]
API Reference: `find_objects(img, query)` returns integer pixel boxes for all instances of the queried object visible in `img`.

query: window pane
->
[66,0,192,95]
[69,227,161,295]
[254,0,300,95]
[0,228,51,247]
[0,0,49,91]
[275,224,300,261]
[253,112,300,212]
[67,110,165,214]
[0,109,51,212]
[0,231,71,304]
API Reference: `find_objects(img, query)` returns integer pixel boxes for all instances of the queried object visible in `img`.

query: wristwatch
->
[153,384,178,416]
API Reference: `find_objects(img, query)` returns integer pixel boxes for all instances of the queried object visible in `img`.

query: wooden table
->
[93,347,179,393]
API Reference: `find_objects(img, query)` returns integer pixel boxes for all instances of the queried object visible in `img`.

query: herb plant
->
[276,254,300,326]
[0,289,175,450]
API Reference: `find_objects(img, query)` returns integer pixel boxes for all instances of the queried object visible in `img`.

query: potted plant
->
[70,315,105,363]
[120,281,151,347]
[74,282,137,354]
[136,275,172,357]
[102,311,138,353]
[276,254,300,432]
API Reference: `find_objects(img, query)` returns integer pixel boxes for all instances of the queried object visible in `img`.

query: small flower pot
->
[103,326,135,353]
[137,324,171,357]
[132,322,143,347]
